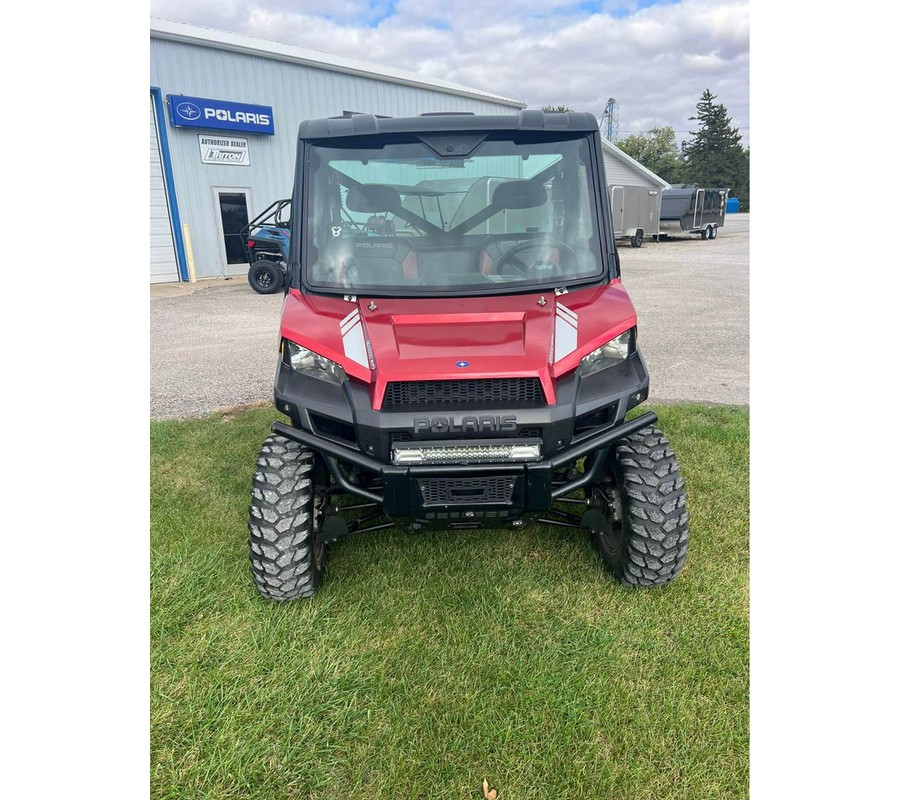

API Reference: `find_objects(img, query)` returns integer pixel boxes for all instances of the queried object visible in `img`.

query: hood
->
[280,283,637,409]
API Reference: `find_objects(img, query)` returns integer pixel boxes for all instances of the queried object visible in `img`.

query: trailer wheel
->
[247,434,327,600]
[702,225,713,240]
[248,260,283,294]
[586,425,689,587]
[710,224,719,239]
[630,229,644,248]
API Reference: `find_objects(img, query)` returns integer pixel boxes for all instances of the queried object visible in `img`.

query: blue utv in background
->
[241,199,291,293]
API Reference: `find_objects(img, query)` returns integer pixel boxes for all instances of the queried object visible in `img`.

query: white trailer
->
[601,139,670,248]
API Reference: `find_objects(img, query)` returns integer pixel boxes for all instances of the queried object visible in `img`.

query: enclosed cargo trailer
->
[607,185,662,248]
[601,139,669,248]
[659,187,729,240]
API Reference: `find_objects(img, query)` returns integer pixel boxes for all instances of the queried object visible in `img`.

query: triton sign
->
[167,94,275,135]
[198,135,250,166]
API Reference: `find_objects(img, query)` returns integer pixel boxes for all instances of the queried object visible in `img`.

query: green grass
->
[151,403,748,800]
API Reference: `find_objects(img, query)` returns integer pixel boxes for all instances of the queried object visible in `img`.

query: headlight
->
[578,328,635,378]
[281,339,347,385]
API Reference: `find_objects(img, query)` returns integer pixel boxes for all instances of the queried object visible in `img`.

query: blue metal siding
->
[150,38,519,280]
[150,87,189,282]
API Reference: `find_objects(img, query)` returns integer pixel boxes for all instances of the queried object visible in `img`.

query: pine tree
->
[682,90,749,208]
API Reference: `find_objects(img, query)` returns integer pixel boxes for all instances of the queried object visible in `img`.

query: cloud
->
[149,0,749,146]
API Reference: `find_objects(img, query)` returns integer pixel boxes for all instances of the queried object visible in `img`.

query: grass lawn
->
[151,403,748,800]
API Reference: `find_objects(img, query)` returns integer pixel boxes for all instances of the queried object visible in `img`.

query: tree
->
[615,126,684,184]
[682,89,749,207]
[541,104,573,112]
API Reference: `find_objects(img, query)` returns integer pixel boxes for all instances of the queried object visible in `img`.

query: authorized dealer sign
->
[198,135,251,166]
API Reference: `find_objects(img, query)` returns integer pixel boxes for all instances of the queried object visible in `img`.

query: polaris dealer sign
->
[198,135,250,166]
[167,94,275,135]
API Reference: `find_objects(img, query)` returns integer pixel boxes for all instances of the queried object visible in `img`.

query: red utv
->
[248,111,689,599]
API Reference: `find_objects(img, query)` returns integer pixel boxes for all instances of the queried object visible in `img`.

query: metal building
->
[149,19,526,284]
[601,140,670,247]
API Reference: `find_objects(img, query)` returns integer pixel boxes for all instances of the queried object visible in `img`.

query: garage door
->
[150,96,180,283]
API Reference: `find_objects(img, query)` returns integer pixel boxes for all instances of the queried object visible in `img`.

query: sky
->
[148,0,749,149]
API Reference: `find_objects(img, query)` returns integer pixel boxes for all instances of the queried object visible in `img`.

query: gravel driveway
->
[150,214,748,418]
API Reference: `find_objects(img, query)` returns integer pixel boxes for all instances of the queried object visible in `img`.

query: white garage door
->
[150,96,180,283]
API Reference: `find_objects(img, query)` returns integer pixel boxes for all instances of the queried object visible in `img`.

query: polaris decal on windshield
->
[340,309,369,368]
[554,303,578,363]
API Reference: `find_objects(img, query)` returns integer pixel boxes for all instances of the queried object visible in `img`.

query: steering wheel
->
[493,238,579,278]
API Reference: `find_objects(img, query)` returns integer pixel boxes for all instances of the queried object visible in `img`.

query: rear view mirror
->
[492,179,547,210]
[346,184,401,213]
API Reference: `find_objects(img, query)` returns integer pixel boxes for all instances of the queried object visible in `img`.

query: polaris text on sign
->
[167,94,275,135]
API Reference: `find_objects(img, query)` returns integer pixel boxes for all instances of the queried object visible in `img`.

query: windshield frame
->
[292,130,614,298]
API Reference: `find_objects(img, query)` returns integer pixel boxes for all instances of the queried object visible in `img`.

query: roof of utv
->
[297,110,600,140]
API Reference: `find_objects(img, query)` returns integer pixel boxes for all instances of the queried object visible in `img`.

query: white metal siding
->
[150,96,179,283]
[603,151,657,188]
[150,37,521,280]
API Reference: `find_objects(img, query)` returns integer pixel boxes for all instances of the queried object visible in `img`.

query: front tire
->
[248,260,283,294]
[588,425,689,586]
[248,434,326,600]
[630,229,644,248]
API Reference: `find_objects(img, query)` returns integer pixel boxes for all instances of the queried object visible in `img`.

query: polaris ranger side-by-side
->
[241,199,292,294]
[248,111,689,600]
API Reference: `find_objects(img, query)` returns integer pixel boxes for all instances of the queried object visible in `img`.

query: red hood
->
[280,282,637,409]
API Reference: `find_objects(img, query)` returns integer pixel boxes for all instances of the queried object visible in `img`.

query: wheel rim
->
[588,471,625,559]
[258,269,272,287]
[312,490,326,570]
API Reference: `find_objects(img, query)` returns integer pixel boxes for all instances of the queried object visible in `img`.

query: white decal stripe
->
[556,303,578,325]
[554,312,578,362]
[341,319,368,367]
[339,309,360,332]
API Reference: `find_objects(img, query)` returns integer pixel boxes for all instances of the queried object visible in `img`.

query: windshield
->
[303,134,605,295]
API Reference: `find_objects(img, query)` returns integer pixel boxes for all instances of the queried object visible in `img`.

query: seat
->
[347,237,408,285]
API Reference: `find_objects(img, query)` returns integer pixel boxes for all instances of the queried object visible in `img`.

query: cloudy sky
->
[149,0,749,149]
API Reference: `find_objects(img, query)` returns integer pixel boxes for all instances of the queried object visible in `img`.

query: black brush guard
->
[271,411,656,517]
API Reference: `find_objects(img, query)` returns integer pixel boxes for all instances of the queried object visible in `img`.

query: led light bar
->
[392,440,542,466]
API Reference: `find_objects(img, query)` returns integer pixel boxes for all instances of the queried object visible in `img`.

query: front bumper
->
[272,350,653,525]
[273,411,655,524]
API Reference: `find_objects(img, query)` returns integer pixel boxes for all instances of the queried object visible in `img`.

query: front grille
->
[418,477,516,506]
[383,378,544,409]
